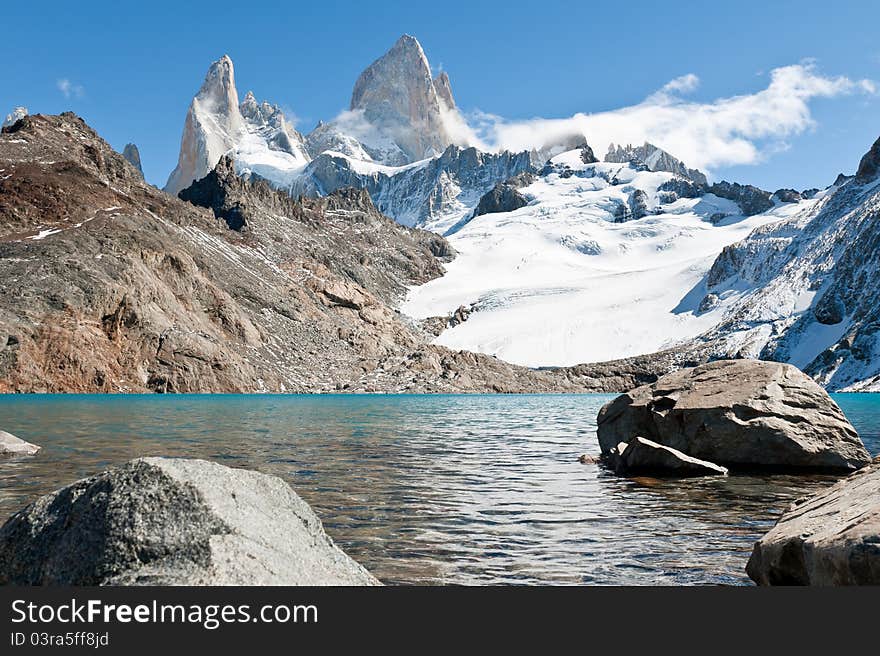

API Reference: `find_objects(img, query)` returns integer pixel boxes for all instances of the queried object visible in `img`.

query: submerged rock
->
[747,464,880,585]
[0,430,40,456]
[0,457,380,585]
[608,436,728,477]
[596,360,870,472]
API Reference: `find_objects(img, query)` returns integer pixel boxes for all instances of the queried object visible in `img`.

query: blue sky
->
[1,0,878,189]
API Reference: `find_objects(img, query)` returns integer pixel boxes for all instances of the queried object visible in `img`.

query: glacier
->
[402,148,808,366]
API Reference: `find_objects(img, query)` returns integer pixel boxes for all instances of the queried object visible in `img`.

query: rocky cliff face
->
[691,139,880,390]
[433,71,455,110]
[707,180,774,216]
[0,112,641,393]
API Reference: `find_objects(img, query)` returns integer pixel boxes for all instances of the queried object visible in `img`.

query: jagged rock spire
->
[121,143,143,178]
[433,71,455,110]
[164,55,246,195]
[349,34,455,162]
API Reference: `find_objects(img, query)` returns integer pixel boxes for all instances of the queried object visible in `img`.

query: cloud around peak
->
[461,61,876,174]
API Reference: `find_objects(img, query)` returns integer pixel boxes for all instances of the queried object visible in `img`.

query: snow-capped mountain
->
[402,146,808,366]
[348,34,458,164]
[165,55,309,195]
[290,145,536,233]
[2,106,28,128]
[158,36,880,390]
[690,137,880,390]
[165,37,541,231]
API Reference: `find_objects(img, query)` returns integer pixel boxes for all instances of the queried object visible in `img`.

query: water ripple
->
[0,393,876,586]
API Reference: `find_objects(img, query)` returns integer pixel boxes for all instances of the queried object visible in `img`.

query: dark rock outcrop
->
[0,457,380,585]
[771,188,802,203]
[596,360,871,472]
[855,136,880,182]
[0,430,40,456]
[747,463,880,585]
[708,181,773,216]
[628,189,649,220]
[472,180,530,218]
[580,144,598,165]
[658,176,706,201]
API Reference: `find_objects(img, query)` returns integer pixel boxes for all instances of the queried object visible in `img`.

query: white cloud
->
[463,62,876,174]
[659,73,700,95]
[57,78,85,99]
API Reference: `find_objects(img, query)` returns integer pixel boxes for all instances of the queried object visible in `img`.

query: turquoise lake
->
[1,394,877,585]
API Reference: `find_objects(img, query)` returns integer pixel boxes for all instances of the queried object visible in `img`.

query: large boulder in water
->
[747,464,880,585]
[596,360,870,472]
[0,457,380,585]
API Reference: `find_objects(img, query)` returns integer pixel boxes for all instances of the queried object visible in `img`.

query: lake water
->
[1,394,877,586]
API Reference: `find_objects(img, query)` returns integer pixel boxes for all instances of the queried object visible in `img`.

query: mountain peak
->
[121,143,143,178]
[2,106,28,129]
[349,34,452,162]
[165,55,246,194]
[197,54,239,113]
[392,34,425,55]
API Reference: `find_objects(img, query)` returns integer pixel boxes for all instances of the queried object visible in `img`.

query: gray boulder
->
[0,457,380,585]
[596,360,870,472]
[747,464,880,585]
[0,430,40,456]
[608,436,728,477]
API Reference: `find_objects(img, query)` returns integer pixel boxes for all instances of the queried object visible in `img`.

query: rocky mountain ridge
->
[0,112,675,393]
